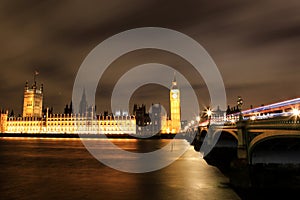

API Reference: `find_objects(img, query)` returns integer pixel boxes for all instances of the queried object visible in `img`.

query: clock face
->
[172,93,178,99]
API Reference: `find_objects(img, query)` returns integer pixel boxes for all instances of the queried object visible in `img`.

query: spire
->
[25,81,29,90]
[34,70,39,83]
[172,71,176,83]
[40,83,43,92]
[171,71,178,89]
[79,88,87,115]
[82,88,86,101]
[70,101,73,114]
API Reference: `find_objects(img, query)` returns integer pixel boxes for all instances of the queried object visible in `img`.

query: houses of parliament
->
[0,74,181,135]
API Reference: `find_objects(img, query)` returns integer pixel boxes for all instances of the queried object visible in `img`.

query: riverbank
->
[0,133,183,139]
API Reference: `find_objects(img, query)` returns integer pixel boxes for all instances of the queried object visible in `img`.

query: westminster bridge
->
[185,116,300,188]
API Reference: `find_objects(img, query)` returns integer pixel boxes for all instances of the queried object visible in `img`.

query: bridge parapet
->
[191,116,300,163]
[247,118,300,130]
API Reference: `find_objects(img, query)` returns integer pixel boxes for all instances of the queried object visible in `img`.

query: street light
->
[237,96,243,120]
[207,109,212,118]
[292,108,300,118]
[206,108,212,126]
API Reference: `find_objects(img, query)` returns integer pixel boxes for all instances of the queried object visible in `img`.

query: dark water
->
[0,137,241,200]
[1,138,298,200]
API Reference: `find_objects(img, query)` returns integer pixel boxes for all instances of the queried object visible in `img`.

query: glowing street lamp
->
[206,109,212,118]
[250,115,256,121]
[292,108,300,118]
[206,108,212,127]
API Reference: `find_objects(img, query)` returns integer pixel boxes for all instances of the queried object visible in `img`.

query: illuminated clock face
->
[172,93,178,99]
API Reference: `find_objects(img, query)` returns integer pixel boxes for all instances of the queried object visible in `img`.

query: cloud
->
[0,0,299,117]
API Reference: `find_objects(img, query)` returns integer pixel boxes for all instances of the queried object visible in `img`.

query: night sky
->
[1,0,300,119]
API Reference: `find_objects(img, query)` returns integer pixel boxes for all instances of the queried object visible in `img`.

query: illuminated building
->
[5,113,135,134]
[0,73,183,135]
[0,110,8,133]
[160,74,182,134]
[168,74,181,133]
[132,74,182,134]
[122,74,183,135]
[0,79,136,135]
[22,80,43,118]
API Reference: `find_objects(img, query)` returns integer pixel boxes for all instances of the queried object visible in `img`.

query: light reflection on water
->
[0,138,240,200]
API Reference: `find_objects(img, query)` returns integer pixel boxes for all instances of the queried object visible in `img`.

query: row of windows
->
[45,122,133,126]
[8,123,41,126]
[47,118,133,121]
[7,127,135,132]
[25,101,40,107]
[7,122,134,127]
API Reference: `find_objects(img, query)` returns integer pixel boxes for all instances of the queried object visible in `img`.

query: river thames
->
[0,138,241,200]
[0,137,297,200]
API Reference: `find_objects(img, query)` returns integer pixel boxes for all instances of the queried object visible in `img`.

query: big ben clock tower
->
[170,73,181,133]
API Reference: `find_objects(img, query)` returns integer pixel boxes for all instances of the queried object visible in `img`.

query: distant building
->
[169,74,181,133]
[79,89,87,115]
[64,102,73,115]
[0,110,8,133]
[160,73,182,134]
[199,106,226,122]
[0,78,136,134]
[133,104,151,127]
[132,73,183,135]
[212,106,226,120]
[4,113,135,134]
[22,81,43,118]
[114,110,129,117]
[0,72,184,134]
[149,104,164,134]
[133,103,165,135]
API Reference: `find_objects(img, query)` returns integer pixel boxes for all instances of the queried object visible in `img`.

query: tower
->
[170,73,181,133]
[0,110,8,133]
[79,89,87,116]
[22,78,43,118]
[149,104,163,134]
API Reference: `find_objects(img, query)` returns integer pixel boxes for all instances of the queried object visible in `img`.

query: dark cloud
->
[95,49,208,114]
[0,0,299,120]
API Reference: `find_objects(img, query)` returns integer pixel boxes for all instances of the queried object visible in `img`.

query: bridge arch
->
[199,129,207,143]
[249,132,300,165]
[212,129,238,142]
[201,129,238,168]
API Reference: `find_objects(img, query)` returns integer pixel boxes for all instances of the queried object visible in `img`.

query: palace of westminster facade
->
[0,76,182,135]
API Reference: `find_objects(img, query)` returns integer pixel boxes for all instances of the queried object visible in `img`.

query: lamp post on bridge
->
[206,108,212,127]
[237,96,243,121]
[236,96,248,161]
